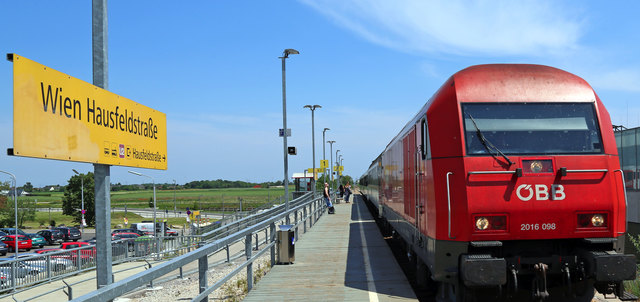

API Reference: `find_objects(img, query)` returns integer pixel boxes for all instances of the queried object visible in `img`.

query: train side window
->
[421,119,431,159]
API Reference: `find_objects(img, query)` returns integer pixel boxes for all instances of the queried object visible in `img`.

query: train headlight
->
[591,214,605,227]
[475,217,490,230]
[473,215,507,232]
[577,213,607,228]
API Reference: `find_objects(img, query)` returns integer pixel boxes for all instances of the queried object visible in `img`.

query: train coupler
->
[532,263,549,300]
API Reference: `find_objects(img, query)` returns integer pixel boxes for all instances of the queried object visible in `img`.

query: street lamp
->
[337,154,342,189]
[280,48,299,221]
[327,141,335,193]
[322,128,330,185]
[0,170,18,257]
[128,171,157,239]
[173,179,177,216]
[303,104,321,196]
[72,169,85,235]
[336,150,341,194]
[340,157,344,186]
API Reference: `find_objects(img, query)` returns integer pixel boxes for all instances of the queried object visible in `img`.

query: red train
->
[360,64,636,301]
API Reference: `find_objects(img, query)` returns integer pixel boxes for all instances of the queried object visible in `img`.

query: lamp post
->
[322,128,330,185]
[72,169,85,235]
[303,104,321,196]
[173,179,177,216]
[128,171,157,239]
[340,157,344,186]
[327,141,335,193]
[280,48,299,222]
[337,154,342,189]
[336,149,341,188]
[0,170,18,257]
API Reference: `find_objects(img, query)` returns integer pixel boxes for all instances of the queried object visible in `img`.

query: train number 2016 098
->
[521,223,556,231]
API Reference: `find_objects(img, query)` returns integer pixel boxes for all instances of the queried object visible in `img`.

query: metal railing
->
[72,192,324,301]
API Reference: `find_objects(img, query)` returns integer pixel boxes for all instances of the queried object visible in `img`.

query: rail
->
[0,193,317,301]
[72,192,323,301]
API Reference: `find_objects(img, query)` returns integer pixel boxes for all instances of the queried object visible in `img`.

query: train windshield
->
[462,103,603,155]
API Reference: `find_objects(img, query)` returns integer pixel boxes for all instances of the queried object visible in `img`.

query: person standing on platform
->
[344,182,351,203]
[324,182,335,214]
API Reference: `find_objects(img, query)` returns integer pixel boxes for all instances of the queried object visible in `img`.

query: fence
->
[72,192,324,301]
[0,192,322,301]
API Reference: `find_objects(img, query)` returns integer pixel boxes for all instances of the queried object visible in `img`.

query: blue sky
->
[1,0,640,187]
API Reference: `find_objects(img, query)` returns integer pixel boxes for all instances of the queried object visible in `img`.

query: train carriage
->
[360,64,636,301]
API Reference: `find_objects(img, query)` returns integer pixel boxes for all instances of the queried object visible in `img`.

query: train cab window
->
[462,103,603,155]
[421,119,431,159]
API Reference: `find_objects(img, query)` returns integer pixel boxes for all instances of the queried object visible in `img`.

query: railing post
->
[226,244,230,262]
[63,279,73,300]
[255,233,259,251]
[246,233,253,292]
[303,206,307,233]
[198,242,208,302]
[270,222,276,267]
[294,209,299,242]
[46,254,52,279]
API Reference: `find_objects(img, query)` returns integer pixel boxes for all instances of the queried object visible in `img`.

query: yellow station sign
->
[320,160,328,169]
[10,54,167,169]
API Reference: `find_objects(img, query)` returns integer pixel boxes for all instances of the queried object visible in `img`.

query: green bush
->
[624,235,640,296]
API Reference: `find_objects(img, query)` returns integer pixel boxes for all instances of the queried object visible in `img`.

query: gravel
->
[115,253,272,302]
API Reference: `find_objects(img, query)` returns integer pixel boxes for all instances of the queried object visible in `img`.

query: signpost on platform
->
[6,1,167,290]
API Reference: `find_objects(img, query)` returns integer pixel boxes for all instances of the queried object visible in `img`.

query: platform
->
[243,195,418,302]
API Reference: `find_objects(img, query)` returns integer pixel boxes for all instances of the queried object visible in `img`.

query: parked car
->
[0,258,42,277]
[55,227,82,242]
[8,253,73,272]
[60,242,95,257]
[0,242,7,256]
[0,228,27,236]
[112,233,139,252]
[0,235,32,252]
[36,229,64,245]
[165,228,178,236]
[112,228,145,236]
[26,234,46,249]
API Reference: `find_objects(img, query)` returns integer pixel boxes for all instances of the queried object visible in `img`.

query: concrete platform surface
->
[243,195,418,302]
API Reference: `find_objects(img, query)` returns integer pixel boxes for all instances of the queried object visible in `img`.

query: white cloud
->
[301,0,584,57]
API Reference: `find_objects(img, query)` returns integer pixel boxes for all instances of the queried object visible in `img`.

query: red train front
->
[360,64,636,301]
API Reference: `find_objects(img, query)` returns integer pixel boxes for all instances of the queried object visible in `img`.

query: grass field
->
[13,186,291,228]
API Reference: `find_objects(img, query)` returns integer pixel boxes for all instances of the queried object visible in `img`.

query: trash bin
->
[277,225,295,264]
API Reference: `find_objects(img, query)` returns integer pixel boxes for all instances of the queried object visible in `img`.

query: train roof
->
[453,64,596,104]
[378,64,599,160]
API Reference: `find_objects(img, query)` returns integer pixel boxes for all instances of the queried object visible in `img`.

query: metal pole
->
[323,128,329,185]
[128,171,156,239]
[335,149,340,193]
[93,0,112,290]
[281,49,299,224]
[81,176,84,231]
[173,179,176,216]
[304,105,321,196]
[327,141,335,194]
[73,170,84,235]
[311,108,316,196]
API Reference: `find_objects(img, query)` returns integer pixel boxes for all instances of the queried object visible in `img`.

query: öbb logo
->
[516,184,565,201]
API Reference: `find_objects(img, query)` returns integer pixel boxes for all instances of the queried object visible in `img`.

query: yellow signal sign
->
[339,166,344,171]
[10,54,167,169]
[320,160,328,169]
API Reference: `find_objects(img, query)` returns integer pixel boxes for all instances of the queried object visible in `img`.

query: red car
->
[1,235,32,252]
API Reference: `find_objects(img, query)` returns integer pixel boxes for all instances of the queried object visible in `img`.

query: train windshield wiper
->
[465,113,514,166]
